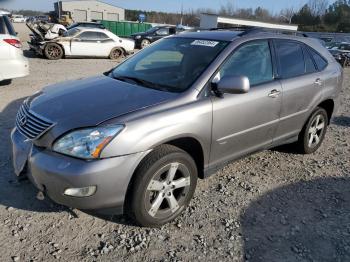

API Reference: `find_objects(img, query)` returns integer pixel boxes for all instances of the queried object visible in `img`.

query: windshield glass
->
[64,28,80,37]
[145,27,160,34]
[66,23,78,30]
[110,37,228,92]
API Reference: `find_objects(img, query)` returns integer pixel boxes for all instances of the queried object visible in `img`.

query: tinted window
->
[95,32,109,40]
[64,28,80,37]
[157,28,169,36]
[275,40,305,78]
[303,46,317,74]
[78,31,106,40]
[135,50,183,71]
[220,40,273,86]
[309,48,328,70]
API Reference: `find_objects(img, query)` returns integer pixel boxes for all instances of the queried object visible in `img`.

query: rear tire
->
[296,107,328,154]
[127,145,198,227]
[109,47,123,60]
[44,43,63,60]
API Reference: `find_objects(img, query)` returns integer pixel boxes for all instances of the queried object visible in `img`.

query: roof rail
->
[208,26,249,32]
[238,27,307,37]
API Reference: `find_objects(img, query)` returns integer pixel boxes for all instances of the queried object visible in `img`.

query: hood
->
[29,75,178,137]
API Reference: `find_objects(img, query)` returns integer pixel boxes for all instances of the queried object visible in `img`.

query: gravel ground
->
[0,24,349,262]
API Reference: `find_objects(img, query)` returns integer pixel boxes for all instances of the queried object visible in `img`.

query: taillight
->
[3,39,22,48]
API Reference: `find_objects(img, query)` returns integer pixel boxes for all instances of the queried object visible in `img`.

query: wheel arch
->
[44,41,65,57]
[317,99,334,125]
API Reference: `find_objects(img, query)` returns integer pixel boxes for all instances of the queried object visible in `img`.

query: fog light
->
[64,186,97,197]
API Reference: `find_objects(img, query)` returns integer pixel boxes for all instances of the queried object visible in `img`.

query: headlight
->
[135,35,141,39]
[53,124,124,159]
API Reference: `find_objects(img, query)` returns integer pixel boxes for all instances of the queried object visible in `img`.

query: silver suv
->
[12,30,343,227]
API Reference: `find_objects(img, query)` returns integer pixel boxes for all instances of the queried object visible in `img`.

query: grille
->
[16,100,54,140]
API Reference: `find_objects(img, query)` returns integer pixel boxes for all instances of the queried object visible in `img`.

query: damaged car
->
[27,20,67,45]
[29,27,135,60]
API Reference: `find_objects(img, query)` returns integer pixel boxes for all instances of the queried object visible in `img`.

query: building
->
[200,13,298,31]
[54,0,125,22]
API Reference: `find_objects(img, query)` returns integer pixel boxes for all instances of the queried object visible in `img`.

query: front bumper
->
[11,128,148,214]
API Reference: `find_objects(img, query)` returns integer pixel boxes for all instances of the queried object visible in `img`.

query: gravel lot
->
[0,24,350,262]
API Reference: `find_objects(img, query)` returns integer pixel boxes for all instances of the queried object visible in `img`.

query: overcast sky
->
[0,0,335,14]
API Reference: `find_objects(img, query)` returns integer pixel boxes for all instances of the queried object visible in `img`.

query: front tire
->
[128,145,198,227]
[44,43,63,60]
[140,39,151,49]
[297,107,328,154]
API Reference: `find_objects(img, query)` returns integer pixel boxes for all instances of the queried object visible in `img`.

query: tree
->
[308,0,329,16]
[292,4,320,26]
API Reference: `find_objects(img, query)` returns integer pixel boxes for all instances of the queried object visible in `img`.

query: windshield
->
[145,27,159,34]
[110,37,228,92]
[66,23,78,30]
[64,28,80,37]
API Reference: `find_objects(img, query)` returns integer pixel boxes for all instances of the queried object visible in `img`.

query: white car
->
[31,27,135,60]
[0,12,29,82]
[11,15,26,23]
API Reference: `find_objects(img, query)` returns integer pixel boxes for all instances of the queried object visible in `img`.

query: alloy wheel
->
[308,114,326,148]
[47,46,61,59]
[145,162,191,219]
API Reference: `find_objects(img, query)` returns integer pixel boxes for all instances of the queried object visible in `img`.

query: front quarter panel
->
[101,98,213,168]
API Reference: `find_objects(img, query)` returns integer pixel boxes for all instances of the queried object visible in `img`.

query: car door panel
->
[210,81,282,167]
[209,40,282,168]
[274,73,323,141]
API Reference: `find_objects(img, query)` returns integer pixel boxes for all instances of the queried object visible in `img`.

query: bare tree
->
[279,7,295,23]
[308,0,329,16]
[219,1,235,16]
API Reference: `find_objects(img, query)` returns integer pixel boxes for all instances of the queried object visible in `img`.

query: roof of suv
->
[173,29,334,62]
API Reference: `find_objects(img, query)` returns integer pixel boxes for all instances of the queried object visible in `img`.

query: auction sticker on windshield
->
[191,40,219,47]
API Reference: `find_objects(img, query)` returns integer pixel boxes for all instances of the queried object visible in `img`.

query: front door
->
[70,31,104,57]
[210,40,282,167]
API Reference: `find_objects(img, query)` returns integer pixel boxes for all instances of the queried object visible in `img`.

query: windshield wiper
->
[113,75,175,92]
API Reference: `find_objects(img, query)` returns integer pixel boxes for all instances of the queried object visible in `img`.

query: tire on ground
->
[296,107,328,154]
[127,144,198,227]
[44,43,64,60]
[109,47,124,60]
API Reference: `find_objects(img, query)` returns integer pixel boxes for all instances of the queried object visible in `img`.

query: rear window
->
[0,16,16,36]
[303,46,317,74]
[308,48,328,71]
[275,40,305,79]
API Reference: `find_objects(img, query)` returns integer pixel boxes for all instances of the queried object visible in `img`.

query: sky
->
[0,0,331,14]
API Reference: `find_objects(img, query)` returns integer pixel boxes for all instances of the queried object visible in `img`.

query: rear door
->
[273,39,324,142]
[210,40,282,167]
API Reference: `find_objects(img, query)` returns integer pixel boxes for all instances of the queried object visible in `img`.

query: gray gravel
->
[0,24,349,262]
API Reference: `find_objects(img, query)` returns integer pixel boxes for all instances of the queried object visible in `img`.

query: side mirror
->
[213,75,250,95]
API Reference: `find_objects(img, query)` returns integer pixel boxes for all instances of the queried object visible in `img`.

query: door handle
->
[314,78,323,86]
[268,89,281,98]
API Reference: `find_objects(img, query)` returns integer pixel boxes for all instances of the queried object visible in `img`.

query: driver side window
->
[220,40,273,86]
[156,28,169,36]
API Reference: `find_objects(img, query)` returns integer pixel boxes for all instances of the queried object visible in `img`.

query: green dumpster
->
[101,21,152,37]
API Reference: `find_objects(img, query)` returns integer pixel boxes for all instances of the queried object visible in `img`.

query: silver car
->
[12,30,343,227]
